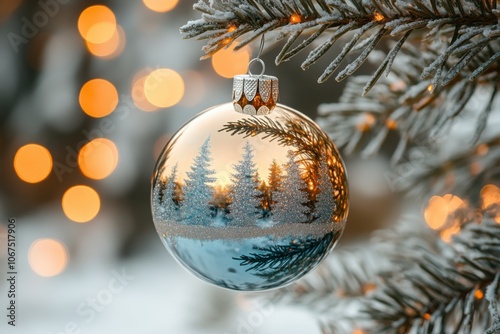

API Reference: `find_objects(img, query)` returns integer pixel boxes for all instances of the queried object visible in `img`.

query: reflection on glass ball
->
[151,103,348,291]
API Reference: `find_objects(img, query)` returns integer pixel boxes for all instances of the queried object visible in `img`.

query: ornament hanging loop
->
[247,58,266,77]
[233,35,279,115]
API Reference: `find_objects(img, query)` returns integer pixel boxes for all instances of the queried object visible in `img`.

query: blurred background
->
[0,1,398,333]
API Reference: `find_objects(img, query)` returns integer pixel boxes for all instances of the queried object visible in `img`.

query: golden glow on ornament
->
[289,13,302,23]
[228,25,237,32]
[212,43,251,78]
[474,289,484,299]
[79,79,119,118]
[78,139,119,180]
[14,144,53,183]
[144,69,185,108]
[29,239,68,277]
[85,25,126,59]
[427,84,434,93]
[62,185,101,223]
[143,0,179,12]
[480,184,500,209]
[78,5,117,44]
[373,12,385,21]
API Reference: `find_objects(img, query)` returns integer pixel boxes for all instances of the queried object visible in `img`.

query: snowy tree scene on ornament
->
[152,103,348,291]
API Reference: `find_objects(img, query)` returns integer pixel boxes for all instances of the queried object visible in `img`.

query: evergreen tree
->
[314,159,336,224]
[272,151,309,224]
[267,159,283,210]
[227,141,261,226]
[152,179,165,221]
[180,138,216,225]
[161,163,179,222]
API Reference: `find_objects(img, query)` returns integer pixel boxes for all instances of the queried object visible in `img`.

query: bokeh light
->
[143,0,179,12]
[85,25,126,59]
[424,196,448,230]
[480,184,500,209]
[440,223,460,243]
[29,239,68,277]
[62,185,100,223]
[424,194,464,230]
[132,71,159,112]
[212,44,251,78]
[14,144,53,183]
[78,5,117,44]
[79,79,119,118]
[78,138,119,180]
[144,68,185,109]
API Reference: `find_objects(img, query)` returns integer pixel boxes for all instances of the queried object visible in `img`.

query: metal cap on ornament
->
[233,58,278,115]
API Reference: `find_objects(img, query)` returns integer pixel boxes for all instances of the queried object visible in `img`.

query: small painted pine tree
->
[180,138,216,225]
[152,179,165,221]
[161,163,179,222]
[272,151,309,224]
[314,159,336,224]
[228,141,261,226]
[267,159,283,210]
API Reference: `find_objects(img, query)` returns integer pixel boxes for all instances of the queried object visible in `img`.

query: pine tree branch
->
[270,214,500,333]
[317,40,500,167]
[182,0,499,89]
[406,135,500,197]
[233,232,336,282]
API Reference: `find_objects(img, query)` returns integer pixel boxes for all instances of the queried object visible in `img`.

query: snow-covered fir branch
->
[182,0,500,89]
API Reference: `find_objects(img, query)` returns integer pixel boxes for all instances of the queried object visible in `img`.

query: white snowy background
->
[0,1,397,333]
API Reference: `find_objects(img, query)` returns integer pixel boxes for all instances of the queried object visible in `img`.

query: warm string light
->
[356,113,376,132]
[212,43,251,78]
[289,13,302,24]
[62,185,101,223]
[373,12,385,21]
[78,138,119,180]
[424,194,465,241]
[29,239,68,277]
[85,25,126,59]
[480,184,500,210]
[144,68,185,108]
[78,5,117,44]
[14,144,53,183]
[143,0,179,13]
[385,119,397,130]
[79,79,119,118]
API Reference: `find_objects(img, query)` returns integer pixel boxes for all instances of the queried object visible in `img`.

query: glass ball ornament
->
[151,70,348,291]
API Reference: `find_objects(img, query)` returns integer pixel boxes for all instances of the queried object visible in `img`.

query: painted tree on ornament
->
[267,159,283,210]
[314,159,336,224]
[228,141,261,226]
[272,150,309,224]
[152,178,164,221]
[180,138,216,225]
[161,163,179,222]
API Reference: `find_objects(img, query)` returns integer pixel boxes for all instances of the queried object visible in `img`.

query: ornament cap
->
[232,59,278,115]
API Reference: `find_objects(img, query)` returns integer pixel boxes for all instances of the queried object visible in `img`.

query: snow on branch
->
[268,213,500,333]
[181,0,499,90]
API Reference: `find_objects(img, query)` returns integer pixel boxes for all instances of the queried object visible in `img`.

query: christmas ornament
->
[151,58,348,291]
